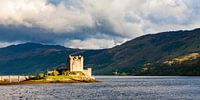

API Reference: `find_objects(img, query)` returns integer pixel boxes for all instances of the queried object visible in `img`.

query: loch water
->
[0,76,200,100]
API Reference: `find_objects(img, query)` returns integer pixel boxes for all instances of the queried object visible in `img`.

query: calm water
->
[0,76,200,100]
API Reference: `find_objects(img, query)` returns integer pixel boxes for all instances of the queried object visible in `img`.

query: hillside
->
[0,43,72,74]
[0,28,200,75]
[91,28,200,75]
[0,43,105,75]
[135,53,200,76]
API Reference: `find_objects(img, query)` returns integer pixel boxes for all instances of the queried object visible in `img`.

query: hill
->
[0,42,105,75]
[135,53,200,76]
[0,43,76,74]
[90,28,200,75]
[0,28,200,75]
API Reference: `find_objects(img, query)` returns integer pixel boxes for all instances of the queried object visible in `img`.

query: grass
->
[45,75,78,80]
[0,75,97,85]
[163,53,200,65]
[0,71,96,85]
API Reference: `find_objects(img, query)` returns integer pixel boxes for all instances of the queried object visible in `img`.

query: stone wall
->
[0,76,30,82]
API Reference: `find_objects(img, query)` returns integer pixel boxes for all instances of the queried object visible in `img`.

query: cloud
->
[0,0,200,49]
[0,41,20,48]
[0,0,94,33]
[65,38,116,49]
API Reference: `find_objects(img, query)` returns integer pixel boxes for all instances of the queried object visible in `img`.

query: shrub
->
[62,71,70,76]
[30,73,45,80]
[70,71,85,76]
[52,70,59,76]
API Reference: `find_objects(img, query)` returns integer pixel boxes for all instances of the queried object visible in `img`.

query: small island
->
[0,55,97,85]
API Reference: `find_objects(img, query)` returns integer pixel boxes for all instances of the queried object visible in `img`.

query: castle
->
[67,55,92,77]
[47,55,92,77]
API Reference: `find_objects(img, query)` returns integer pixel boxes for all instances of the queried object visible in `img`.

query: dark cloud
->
[0,0,200,49]
[0,24,125,48]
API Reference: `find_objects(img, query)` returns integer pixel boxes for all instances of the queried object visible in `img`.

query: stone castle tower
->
[68,55,84,72]
[67,55,92,77]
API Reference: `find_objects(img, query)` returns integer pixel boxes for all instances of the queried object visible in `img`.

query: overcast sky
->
[0,0,200,49]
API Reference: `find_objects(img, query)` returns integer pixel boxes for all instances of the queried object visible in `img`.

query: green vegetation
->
[27,70,89,82]
[112,71,129,76]
[46,76,77,80]
[36,73,45,79]
[52,70,59,76]
[44,75,89,81]
[28,73,46,80]
[69,71,85,76]
[136,53,200,76]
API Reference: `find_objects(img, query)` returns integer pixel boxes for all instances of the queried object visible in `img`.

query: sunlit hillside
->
[137,53,200,76]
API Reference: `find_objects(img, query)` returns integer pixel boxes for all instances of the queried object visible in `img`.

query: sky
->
[0,0,200,49]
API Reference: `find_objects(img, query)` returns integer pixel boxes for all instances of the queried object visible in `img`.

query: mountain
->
[0,28,200,75]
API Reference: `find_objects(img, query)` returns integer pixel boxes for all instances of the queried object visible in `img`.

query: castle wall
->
[0,76,30,82]
[83,68,92,77]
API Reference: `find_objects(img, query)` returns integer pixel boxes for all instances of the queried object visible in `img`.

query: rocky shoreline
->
[0,78,98,85]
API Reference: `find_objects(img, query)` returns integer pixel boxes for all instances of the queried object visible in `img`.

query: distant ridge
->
[0,28,200,75]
